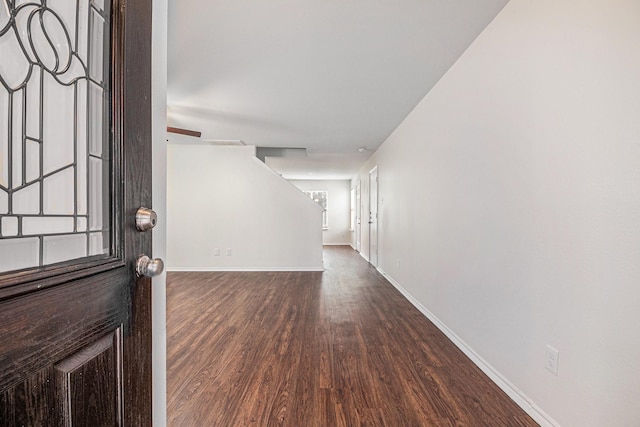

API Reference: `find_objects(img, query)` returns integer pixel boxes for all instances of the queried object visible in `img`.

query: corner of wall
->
[167,144,323,271]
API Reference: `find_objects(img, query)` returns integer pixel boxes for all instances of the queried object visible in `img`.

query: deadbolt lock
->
[136,207,157,232]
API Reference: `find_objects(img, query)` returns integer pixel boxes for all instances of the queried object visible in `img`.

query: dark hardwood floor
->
[167,246,537,426]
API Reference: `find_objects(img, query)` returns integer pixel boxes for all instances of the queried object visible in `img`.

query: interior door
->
[369,166,378,266]
[0,0,154,425]
[355,182,361,252]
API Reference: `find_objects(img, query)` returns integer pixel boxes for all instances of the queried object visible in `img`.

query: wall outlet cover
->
[545,345,559,375]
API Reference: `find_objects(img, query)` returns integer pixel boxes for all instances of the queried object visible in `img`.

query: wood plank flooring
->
[167,246,538,426]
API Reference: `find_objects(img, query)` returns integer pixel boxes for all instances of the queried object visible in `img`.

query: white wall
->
[151,1,167,425]
[289,180,351,245]
[167,144,323,271]
[354,1,640,426]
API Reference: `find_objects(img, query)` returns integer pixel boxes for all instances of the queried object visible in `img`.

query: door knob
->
[136,207,158,231]
[136,255,164,277]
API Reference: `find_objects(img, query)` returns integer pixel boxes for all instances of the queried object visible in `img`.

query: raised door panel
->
[56,332,121,426]
[0,330,122,426]
[0,366,58,426]
[0,275,127,426]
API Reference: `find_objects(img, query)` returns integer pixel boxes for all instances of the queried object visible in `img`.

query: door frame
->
[150,0,169,423]
[369,166,378,267]
[355,182,361,252]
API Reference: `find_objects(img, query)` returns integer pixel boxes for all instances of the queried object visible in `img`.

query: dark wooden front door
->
[0,0,154,425]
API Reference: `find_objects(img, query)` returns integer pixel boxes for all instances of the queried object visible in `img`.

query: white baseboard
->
[167,266,324,272]
[377,267,560,427]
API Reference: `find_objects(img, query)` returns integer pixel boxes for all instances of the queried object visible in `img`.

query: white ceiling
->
[167,0,508,180]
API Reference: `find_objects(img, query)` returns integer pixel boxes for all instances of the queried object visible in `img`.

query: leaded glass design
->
[0,0,111,273]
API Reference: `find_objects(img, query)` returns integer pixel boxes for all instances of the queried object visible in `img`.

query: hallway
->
[167,246,536,426]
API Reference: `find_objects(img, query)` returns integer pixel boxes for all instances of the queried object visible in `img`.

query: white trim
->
[322,243,352,246]
[377,267,560,427]
[368,166,378,268]
[167,266,325,272]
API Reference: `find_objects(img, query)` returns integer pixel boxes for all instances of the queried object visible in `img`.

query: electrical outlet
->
[545,345,559,375]
[213,248,220,256]
[226,248,232,256]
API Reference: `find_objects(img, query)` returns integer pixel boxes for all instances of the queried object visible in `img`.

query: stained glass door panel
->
[0,0,111,272]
